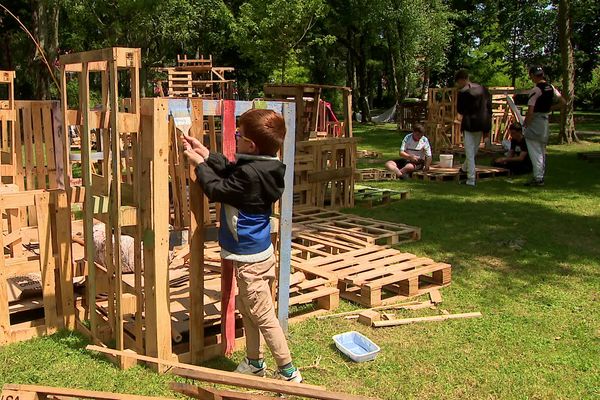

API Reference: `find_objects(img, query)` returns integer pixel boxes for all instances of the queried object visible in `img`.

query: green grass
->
[2,123,600,399]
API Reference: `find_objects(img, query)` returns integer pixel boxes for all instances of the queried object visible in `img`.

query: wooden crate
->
[292,245,451,307]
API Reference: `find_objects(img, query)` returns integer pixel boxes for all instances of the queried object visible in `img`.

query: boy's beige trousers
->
[234,254,292,366]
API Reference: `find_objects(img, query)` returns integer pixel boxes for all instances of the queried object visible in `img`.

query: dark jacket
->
[195,152,286,262]
[457,83,492,133]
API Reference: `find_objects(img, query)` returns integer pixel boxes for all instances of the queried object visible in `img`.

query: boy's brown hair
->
[239,109,286,156]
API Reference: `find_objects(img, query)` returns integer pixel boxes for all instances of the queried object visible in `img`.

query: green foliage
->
[233,0,327,83]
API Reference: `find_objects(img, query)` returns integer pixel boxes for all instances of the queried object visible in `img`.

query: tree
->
[233,0,327,84]
[558,0,578,143]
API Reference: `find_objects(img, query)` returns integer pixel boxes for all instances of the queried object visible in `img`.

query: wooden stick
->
[372,312,482,328]
[316,300,430,320]
[169,382,275,400]
[86,345,377,400]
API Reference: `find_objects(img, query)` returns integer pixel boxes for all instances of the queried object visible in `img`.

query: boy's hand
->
[182,134,210,159]
[183,148,205,167]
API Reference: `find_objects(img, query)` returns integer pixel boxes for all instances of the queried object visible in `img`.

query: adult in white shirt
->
[385,124,432,179]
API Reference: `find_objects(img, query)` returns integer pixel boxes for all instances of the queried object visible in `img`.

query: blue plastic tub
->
[332,331,380,362]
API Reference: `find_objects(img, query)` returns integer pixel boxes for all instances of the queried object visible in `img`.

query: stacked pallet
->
[290,208,449,308]
[294,138,356,209]
[412,165,510,182]
[355,168,397,182]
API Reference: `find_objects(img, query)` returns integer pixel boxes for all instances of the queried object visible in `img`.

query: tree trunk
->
[421,65,430,101]
[356,35,370,123]
[32,0,60,99]
[385,30,400,105]
[558,0,578,143]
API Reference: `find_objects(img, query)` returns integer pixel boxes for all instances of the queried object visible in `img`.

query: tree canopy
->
[1,0,598,113]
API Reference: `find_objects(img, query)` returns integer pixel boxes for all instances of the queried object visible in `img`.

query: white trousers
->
[463,131,482,182]
[526,139,546,181]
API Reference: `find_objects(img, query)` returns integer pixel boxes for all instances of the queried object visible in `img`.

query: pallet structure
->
[289,240,449,307]
[56,48,299,369]
[354,185,409,207]
[294,138,356,209]
[155,55,235,100]
[355,168,397,181]
[293,207,421,245]
[264,84,356,210]
[425,87,526,151]
[264,84,352,141]
[397,101,427,130]
[411,164,510,182]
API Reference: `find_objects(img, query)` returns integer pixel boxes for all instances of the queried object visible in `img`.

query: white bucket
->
[439,154,454,168]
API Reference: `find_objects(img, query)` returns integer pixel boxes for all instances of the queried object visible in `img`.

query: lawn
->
[1,124,599,400]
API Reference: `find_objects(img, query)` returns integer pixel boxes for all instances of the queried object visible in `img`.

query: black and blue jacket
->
[195,152,285,262]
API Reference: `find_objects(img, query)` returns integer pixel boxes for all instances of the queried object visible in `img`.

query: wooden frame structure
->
[59,47,168,369]
[58,48,296,369]
[426,86,528,151]
[263,84,352,141]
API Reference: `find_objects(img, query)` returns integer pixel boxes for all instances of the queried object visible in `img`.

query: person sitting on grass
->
[492,122,532,175]
[385,124,432,179]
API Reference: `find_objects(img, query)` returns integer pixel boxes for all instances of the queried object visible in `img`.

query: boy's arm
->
[204,152,237,175]
[195,163,250,204]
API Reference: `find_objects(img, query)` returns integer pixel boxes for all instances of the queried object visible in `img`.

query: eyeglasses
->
[235,131,253,143]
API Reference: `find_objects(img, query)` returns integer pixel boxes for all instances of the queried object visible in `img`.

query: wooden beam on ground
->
[316,300,430,320]
[86,345,377,400]
[372,312,482,328]
[169,382,276,400]
[2,384,176,400]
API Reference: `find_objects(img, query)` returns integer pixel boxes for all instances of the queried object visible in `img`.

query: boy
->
[523,66,565,186]
[182,109,302,382]
[455,69,492,186]
[384,124,432,179]
[492,122,532,175]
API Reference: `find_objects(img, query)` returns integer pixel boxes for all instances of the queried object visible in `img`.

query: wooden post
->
[140,98,173,371]
[276,102,296,332]
[343,89,352,138]
[188,99,205,364]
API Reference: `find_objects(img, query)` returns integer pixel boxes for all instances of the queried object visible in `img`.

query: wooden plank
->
[32,104,47,188]
[86,345,376,400]
[53,190,75,329]
[170,382,276,400]
[0,206,9,344]
[372,312,482,327]
[34,192,59,333]
[79,61,98,338]
[276,102,296,330]
[140,98,173,370]
[2,384,176,400]
[189,99,205,363]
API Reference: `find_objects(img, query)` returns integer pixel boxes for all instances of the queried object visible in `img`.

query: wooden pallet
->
[577,151,600,161]
[302,217,420,245]
[412,165,510,182]
[354,185,409,207]
[355,168,397,181]
[356,149,381,159]
[292,245,451,307]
